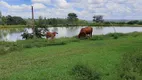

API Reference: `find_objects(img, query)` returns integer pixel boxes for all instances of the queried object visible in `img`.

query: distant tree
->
[5,15,26,25]
[52,18,57,26]
[26,18,33,27]
[93,15,104,23]
[12,16,26,25]
[127,20,139,25]
[47,18,58,26]
[6,15,14,25]
[77,20,88,25]
[138,21,142,25]
[67,13,78,25]
[36,16,49,28]
[1,16,7,25]
[0,11,2,24]
[0,11,1,18]
[43,17,47,27]
[36,16,43,27]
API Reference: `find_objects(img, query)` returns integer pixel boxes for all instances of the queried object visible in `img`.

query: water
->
[0,26,142,41]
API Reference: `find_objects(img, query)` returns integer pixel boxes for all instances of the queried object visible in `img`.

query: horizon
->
[0,0,142,20]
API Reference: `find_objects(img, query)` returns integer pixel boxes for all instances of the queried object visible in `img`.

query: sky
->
[0,0,142,20]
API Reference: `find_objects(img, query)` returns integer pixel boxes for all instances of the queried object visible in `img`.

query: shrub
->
[0,47,8,55]
[91,35,104,40]
[71,64,101,80]
[117,49,142,80]
[0,42,21,55]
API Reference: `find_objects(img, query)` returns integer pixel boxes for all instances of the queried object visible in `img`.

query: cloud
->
[32,3,46,9]
[88,0,105,4]
[32,0,51,4]
[52,0,70,9]
[0,0,142,20]
[0,1,10,7]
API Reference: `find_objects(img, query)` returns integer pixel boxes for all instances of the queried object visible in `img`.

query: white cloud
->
[32,3,46,9]
[32,0,51,4]
[88,0,105,4]
[0,1,10,7]
[52,0,70,9]
[0,0,142,20]
[67,0,82,3]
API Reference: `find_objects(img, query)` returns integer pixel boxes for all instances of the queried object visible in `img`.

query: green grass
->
[0,32,142,80]
[88,23,142,27]
[0,25,27,28]
[0,24,142,28]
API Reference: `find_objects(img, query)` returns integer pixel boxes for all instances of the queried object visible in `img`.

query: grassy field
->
[0,32,142,80]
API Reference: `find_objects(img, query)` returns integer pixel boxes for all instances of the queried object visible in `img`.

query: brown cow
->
[78,26,93,38]
[46,32,58,39]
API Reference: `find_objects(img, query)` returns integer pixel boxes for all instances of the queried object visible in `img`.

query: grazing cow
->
[78,26,93,38]
[46,32,58,39]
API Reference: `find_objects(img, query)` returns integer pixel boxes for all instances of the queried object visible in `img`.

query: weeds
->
[71,64,101,80]
[0,42,21,55]
[117,49,142,80]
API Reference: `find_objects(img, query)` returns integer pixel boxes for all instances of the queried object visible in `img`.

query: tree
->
[93,15,104,23]
[0,11,2,24]
[138,21,142,25]
[0,11,1,18]
[47,18,58,26]
[26,18,32,27]
[2,15,26,25]
[1,16,7,25]
[6,15,14,25]
[67,13,78,25]
[12,16,26,25]
[35,16,47,28]
[127,20,139,25]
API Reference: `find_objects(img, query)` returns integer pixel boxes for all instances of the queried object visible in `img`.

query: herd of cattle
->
[46,26,93,39]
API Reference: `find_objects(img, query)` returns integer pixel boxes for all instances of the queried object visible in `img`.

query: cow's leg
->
[51,35,55,40]
[90,32,92,38]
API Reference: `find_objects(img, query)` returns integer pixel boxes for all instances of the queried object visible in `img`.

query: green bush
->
[71,64,101,80]
[106,33,126,39]
[91,35,104,40]
[0,42,21,55]
[118,49,142,80]
[0,47,8,55]
[128,32,142,37]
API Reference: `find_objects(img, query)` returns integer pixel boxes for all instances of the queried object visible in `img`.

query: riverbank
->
[0,32,142,80]
[88,23,142,27]
[0,25,28,28]
[0,24,142,28]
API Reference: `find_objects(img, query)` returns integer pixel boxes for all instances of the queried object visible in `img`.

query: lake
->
[0,26,142,41]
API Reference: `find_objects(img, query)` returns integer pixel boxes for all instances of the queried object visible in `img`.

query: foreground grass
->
[0,32,142,80]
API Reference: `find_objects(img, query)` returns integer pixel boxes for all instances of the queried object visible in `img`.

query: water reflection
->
[0,28,24,41]
[0,26,142,41]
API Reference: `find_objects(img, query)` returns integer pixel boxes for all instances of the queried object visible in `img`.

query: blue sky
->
[0,0,142,20]
[4,0,31,5]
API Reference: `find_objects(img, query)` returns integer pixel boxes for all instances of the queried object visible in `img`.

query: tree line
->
[28,13,88,27]
[0,11,142,27]
[0,12,26,25]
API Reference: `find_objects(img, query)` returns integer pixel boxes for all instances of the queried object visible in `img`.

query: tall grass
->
[0,37,80,55]
[71,64,101,80]
[117,49,142,80]
[0,42,21,55]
